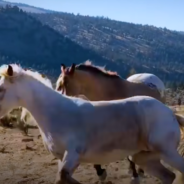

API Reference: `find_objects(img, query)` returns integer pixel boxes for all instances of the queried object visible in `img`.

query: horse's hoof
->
[138,168,144,177]
[99,170,107,181]
[130,177,140,184]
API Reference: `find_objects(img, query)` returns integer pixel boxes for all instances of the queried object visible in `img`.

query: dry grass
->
[171,106,184,115]
[166,88,184,106]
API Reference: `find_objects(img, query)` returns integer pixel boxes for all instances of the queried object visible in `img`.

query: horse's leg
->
[55,151,81,184]
[127,156,145,184]
[145,120,184,183]
[159,149,184,184]
[93,164,107,181]
[127,156,140,184]
[132,151,175,184]
[127,156,138,175]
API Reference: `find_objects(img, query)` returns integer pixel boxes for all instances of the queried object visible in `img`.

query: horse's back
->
[114,95,171,124]
[127,73,165,101]
[92,95,169,127]
[127,73,165,90]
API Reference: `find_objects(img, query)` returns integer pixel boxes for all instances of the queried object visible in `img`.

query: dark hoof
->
[138,168,144,177]
[99,169,107,181]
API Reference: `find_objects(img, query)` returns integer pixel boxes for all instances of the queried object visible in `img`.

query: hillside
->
[0,0,55,13]
[1,4,184,88]
[0,6,119,81]
[32,12,184,88]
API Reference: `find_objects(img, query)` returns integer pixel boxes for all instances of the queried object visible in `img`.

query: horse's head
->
[0,64,24,117]
[55,61,122,100]
[55,63,89,97]
[0,64,53,118]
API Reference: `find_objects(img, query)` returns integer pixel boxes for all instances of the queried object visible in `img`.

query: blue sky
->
[7,0,184,31]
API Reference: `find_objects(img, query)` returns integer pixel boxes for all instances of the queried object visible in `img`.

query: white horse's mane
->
[0,64,53,88]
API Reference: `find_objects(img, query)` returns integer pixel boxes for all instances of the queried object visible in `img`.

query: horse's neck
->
[123,80,144,97]
[92,76,139,100]
[96,76,129,100]
[118,79,131,97]
[115,79,145,99]
[21,79,73,132]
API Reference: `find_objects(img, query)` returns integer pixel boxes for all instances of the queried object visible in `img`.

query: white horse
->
[0,64,184,184]
[127,73,165,101]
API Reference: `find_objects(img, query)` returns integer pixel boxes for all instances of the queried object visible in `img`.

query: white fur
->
[0,64,184,184]
[20,70,53,123]
[127,73,165,98]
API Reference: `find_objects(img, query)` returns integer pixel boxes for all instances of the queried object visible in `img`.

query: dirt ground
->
[0,125,164,184]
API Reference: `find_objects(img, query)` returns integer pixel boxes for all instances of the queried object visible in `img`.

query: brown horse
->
[56,61,165,103]
[55,61,165,182]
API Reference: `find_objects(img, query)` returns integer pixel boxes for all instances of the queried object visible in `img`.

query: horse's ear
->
[41,74,46,78]
[61,64,66,73]
[7,65,13,76]
[69,63,76,75]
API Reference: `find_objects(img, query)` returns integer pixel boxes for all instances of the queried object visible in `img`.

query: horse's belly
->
[80,149,138,164]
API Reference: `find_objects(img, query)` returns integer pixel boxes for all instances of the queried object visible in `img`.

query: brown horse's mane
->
[75,60,121,79]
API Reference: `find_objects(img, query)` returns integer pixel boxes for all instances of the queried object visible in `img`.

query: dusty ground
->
[0,125,162,184]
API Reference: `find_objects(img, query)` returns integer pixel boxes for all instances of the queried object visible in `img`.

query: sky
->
[6,0,184,31]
